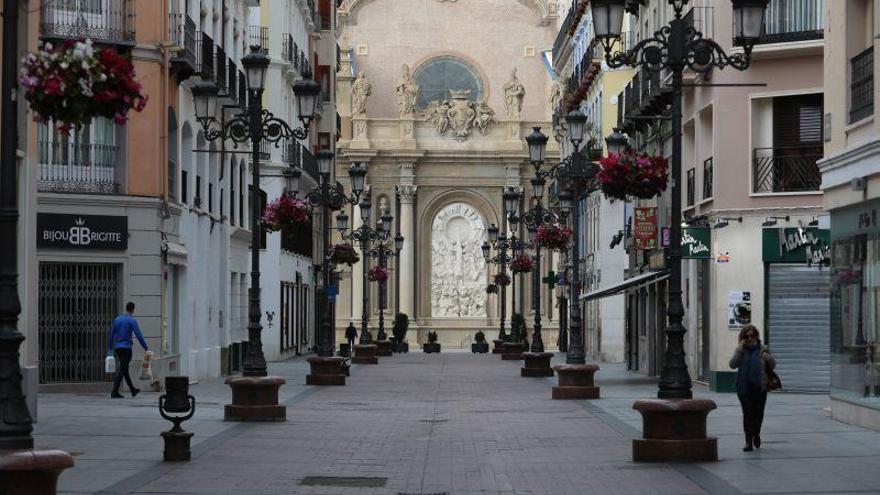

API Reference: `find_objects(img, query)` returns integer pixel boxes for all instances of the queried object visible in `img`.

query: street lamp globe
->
[481,242,491,260]
[283,166,301,195]
[488,224,499,243]
[526,127,549,164]
[605,127,629,155]
[732,0,769,44]
[527,225,537,243]
[316,149,334,176]
[348,162,367,195]
[242,48,271,93]
[591,0,627,42]
[191,82,219,127]
[503,188,520,218]
[531,178,546,199]
[336,212,349,231]
[292,76,321,126]
[394,233,404,251]
[359,198,372,223]
[558,189,573,210]
[381,213,393,233]
[566,109,588,146]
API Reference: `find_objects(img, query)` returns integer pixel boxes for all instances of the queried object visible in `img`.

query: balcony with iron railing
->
[169,13,197,78]
[41,0,135,45]
[238,71,248,108]
[734,0,823,46]
[38,141,122,194]
[753,146,823,193]
[227,59,238,104]
[196,32,215,81]
[850,47,874,124]
[702,157,713,200]
[248,26,269,55]
[216,46,228,95]
[686,168,696,206]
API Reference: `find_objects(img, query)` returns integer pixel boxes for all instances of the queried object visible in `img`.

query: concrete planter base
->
[306,357,346,386]
[521,352,553,377]
[375,340,394,357]
[492,340,505,354]
[352,345,379,365]
[0,449,75,495]
[631,398,718,462]
[472,342,489,353]
[423,342,441,353]
[224,376,287,422]
[552,364,600,399]
[501,342,526,360]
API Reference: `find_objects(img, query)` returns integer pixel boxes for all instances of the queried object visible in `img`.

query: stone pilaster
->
[397,184,417,319]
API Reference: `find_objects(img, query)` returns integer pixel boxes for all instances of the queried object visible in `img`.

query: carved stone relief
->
[431,203,487,317]
[423,90,496,141]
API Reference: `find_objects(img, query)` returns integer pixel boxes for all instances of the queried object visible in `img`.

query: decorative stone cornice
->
[339,0,555,27]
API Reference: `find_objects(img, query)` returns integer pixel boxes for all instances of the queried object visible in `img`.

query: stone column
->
[398,185,417,318]
[351,201,363,322]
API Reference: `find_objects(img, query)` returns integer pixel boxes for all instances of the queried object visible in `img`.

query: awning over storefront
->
[580,270,669,302]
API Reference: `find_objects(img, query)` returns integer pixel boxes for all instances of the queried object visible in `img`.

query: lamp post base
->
[306,357,346,386]
[501,342,527,360]
[224,376,286,422]
[551,364,600,399]
[0,449,74,495]
[352,344,379,364]
[520,352,554,377]
[161,430,194,462]
[374,340,393,357]
[632,399,718,462]
[492,340,505,354]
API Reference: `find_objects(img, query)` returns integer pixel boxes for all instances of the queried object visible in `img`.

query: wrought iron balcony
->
[170,14,197,79]
[216,46,228,95]
[702,157,713,200]
[282,34,294,63]
[686,168,695,206]
[38,142,122,194]
[41,0,135,45]
[850,47,874,124]
[238,71,247,108]
[248,26,269,55]
[283,141,320,183]
[196,32,215,81]
[753,146,823,193]
[734,0,823,46]
[227,59,238,104]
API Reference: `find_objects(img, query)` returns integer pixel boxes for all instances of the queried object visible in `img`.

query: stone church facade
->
[334,0,562,348]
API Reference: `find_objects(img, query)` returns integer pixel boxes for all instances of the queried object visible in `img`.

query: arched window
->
[413,56,484,110]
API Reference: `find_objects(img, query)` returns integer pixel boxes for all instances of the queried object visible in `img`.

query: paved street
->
[35,352,880,495]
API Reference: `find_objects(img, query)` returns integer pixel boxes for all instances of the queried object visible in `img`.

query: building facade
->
[819,0,879,430]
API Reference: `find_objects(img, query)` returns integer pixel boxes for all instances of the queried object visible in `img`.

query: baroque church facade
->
[334,0,562,347]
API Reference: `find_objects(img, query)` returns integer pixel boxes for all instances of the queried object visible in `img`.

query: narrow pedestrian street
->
[36,353,880,495]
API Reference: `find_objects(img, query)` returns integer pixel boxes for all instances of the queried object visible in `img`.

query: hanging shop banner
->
[37,213,128,250]
[682,227,712,259]
[727,291,752,329]
[633,207,657,250]
[762,227,830,265]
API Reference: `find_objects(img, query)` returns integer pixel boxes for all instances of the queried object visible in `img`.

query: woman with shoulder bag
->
[729,324,776,452]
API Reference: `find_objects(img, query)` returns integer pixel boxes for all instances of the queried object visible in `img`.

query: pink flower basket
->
[261,195,310,232]
[329,243,360,266]
[510,255,534,274]
[368,266,389,283]
[494,273,512,286]
[535,224,572,252]
[596,151,669,201]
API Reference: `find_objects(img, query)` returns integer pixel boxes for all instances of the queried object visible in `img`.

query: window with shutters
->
[753,93,823,193]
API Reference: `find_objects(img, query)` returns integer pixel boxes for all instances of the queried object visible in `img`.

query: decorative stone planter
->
[520,352,554,377]
[306,356,346,386]
[224,376,286,422]
[423,342,441,353]
[0,449,75,495]
[471,342,490,353]
[552,364,600,399]
[492,339,505,354]
[632,398,718,462]
[392,341,409,353]
[352,344,379,365]
[501,342,527,360]
[375,340,394,357]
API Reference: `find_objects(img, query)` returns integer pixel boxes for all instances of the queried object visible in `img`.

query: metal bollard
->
[159,376,196,462]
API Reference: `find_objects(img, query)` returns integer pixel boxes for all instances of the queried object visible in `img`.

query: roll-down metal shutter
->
[767,264,830,393]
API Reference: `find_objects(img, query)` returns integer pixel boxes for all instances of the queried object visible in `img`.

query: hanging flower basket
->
[261,195,310,232]
[20,39,148,132]
[510,255,534,274]
[486,284,498,294]
[834,268,862,286]
[329,243,360,266]
[494,273,512,287]
[535,224,572,252]
[596,151,669,201]
[368,266,389,283]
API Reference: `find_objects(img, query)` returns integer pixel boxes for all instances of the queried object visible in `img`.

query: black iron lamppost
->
[482,224,514,343]
[366,234,404,343]
[589,0,768,461]
[192,47,320,419]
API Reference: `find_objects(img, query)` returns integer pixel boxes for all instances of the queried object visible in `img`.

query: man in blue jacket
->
[108,301,149,398]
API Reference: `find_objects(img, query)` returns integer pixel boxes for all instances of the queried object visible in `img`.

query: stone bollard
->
[159,376,196,462]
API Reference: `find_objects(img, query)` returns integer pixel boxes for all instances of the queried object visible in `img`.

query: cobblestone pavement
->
[34,352,880,495]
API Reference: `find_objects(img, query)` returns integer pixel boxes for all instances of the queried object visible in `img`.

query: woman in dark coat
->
[729,324,776,451]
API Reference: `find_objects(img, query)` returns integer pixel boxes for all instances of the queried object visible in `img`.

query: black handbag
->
[766,368,782,391]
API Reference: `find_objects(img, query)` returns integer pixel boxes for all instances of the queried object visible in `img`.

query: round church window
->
[413,56,484,110]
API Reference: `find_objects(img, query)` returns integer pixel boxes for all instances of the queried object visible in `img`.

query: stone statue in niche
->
[548,76,565,113]
[351,72,372,116]
[378,195,390,215]
[431,203,487,318]
[503,67,525,119]
[396,64,420,117]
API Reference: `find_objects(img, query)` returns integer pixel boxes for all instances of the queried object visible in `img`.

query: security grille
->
[39,263,120,383]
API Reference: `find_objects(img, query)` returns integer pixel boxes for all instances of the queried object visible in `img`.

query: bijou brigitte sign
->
[37,213,128,250]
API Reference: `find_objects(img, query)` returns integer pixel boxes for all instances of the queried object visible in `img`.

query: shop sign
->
[831,198,880,240]
[633,207,657,250]
[37,213,128,250]
[660,227,671,248]
[727,291,751,329]
[762,227,830,265]
[682,228,712,259]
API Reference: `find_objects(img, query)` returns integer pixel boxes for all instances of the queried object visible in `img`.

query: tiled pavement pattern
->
[34,352,880,495]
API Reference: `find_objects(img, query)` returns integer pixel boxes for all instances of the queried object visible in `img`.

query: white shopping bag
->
[138,350,154,381]
[104,354,116,374]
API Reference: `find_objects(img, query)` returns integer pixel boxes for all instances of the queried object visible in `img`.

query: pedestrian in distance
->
[108,301,149,398]
[345,322,358,352]
[729,324,776,452]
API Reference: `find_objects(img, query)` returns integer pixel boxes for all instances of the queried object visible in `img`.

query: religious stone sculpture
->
[548,76,566,113]
[423,90,496,141]
[396,64,420,116]
[351,72,372,116]
[431,203,487,318]
[503,67,525,119]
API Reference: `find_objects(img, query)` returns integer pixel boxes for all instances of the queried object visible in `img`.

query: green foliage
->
[510,313,529,344]
[392,313,409,343]
[427,330,438,343]
[474,331,486,343]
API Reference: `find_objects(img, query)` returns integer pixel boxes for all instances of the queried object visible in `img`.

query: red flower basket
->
[535,224,572,252]
[261,195,310,232]
[494,273,512,286]
[510,255,534,274]
[486,284,498,294]
[596,151,669,201]
[329,243,360,266]
[368,266,389,283]
[20,39,147,132]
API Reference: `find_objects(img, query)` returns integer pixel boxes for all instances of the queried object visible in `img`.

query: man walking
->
[345,322,358,354]
[108,301,149,398]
